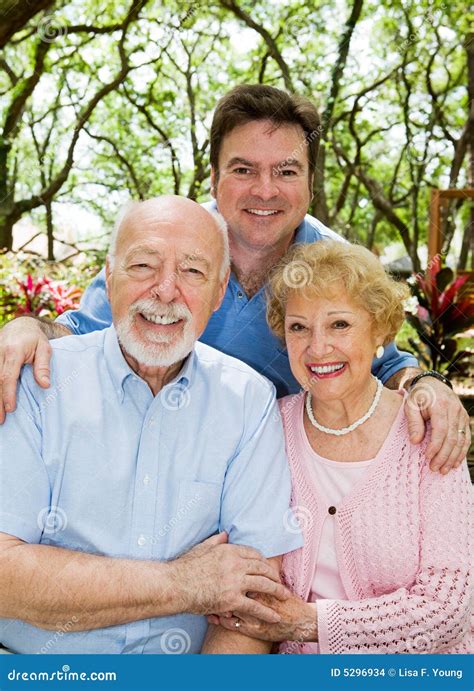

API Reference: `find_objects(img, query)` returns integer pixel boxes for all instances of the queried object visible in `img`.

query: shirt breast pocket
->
[171,480,222,555]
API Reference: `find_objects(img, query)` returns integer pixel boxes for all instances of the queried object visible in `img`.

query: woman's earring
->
[375,345,384,359]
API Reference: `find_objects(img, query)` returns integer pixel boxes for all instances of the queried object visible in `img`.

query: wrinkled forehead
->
[116,207,222,263]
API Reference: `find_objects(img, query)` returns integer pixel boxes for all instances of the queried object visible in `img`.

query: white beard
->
[115,298,196,367]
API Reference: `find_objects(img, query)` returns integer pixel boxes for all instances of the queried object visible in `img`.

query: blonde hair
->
[267,241,409,344]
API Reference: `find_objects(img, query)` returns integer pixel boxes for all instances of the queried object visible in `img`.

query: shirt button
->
[143,474,150,485]
[328,506,337,515]
[237,291,244,299]
[137,535,147,546]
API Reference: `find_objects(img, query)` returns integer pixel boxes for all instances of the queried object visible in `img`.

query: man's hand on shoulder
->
[0,316,70,423]
[404,374,470,474]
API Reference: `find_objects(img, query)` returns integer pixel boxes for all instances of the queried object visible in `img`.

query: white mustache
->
[129,298,191,322]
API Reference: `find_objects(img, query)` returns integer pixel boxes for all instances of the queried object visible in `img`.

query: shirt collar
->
[293,217,312,245]
[104,325,195,403]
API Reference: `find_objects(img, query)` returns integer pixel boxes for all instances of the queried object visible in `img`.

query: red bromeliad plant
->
[8,274,82,319]
[404,255,474,376]
[15,275,51,315]
[46,280,83,315]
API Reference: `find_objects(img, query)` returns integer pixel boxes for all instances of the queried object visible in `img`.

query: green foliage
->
[0,252,102,327]
[0,0,471,265]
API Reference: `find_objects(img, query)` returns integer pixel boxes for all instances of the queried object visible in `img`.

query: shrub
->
[0,252,102,327]
[404,255,474,376]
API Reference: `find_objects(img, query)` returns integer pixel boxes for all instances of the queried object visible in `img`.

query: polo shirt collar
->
[104,325,195,403]
[293,217,312,245]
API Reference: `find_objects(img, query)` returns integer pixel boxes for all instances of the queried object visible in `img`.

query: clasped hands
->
[207,592,318,644]
[173,531,316,643]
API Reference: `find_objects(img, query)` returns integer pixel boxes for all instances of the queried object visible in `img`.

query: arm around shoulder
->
[0,316,71,422]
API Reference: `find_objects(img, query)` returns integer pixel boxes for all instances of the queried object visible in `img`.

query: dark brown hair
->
[210,84,321,182]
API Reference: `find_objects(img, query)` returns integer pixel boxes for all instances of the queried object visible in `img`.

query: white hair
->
[107,200,230,281]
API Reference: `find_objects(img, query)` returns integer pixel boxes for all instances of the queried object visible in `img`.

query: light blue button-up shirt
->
[56,206,418,397]
[0,327,302,654]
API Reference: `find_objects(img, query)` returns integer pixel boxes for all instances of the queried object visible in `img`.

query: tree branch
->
[2,39,51,138]
[321,0,363,135]
[0,0,55,48]
[84,129,145,199]
[122,87,181,195]
[333,142,416,266]
[15,0,150,216]
[312,0,364,224]
[0,57,19,85]
[219,0,294,91]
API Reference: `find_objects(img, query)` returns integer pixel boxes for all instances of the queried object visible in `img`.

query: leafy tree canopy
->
[0,0,472,270]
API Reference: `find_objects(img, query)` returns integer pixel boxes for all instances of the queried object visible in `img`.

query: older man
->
[0,85,469,470]
[0,196,303,654]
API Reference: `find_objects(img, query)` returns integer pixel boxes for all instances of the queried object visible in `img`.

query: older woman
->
[211,241,472,654]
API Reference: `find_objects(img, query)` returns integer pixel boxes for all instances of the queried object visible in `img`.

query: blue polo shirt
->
[0,327,302,654]
[56,206,417,396]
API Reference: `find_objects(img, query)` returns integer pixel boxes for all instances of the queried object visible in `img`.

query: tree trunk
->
[311,144,329,224]
[314,0,364,225]
[366,210,381,250]
[457,212,473,270]
[460,32,474,270]
[441,32,474,252]
[0,136,12,250]
[0,0,56,48]
[45,200,54,260]
[0,213,14,252]
[466,32,474,189]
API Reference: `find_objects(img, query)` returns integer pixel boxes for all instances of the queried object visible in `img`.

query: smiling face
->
[284,290,383,403]
[106,198,229,367]
[211,120,312,255]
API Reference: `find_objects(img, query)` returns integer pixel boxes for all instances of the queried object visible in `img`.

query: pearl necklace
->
[305,376,383,436]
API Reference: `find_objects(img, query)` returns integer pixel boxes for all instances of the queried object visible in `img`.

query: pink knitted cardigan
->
[278,392,473,654]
